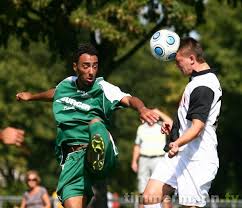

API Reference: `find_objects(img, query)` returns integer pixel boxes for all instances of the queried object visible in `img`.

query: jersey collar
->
[189,68,217,81]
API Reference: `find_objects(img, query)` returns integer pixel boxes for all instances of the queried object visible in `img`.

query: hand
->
[16,92,32,101]
[131,161,138,173]
[139,107,159,125]
[161,121,172,135]
[0,127,25,146]
[168,142,179,158]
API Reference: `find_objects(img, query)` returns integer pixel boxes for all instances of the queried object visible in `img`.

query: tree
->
[0,38,65,194]
[0,0,204,77]
[197,0,242,197]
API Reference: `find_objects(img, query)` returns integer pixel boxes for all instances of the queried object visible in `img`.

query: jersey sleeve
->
[186,86,214,123]
[99,80,131,113]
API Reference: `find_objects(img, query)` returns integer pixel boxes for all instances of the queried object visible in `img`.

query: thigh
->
[57,150,93,203]
[143,179,174,204]
[64,196,86,208]
[177,159,218,207]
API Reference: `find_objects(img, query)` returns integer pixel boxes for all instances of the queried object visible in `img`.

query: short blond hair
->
[26,170,41,184]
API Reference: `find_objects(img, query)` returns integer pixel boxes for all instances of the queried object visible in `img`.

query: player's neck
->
[195,62,210,72]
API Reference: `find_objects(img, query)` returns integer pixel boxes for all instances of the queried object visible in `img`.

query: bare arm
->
[131,145,140,173]
[0,127,25,146]
[168,119,205,158]
[120,96,159,125]
[152,108,173,123]
[42,193,51,208]
[20,197,26,208]
[16,88,55,102]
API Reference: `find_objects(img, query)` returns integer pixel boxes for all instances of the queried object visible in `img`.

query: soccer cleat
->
[87,134,105,171]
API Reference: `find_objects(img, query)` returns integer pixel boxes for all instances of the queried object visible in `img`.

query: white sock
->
[144,203,162,208]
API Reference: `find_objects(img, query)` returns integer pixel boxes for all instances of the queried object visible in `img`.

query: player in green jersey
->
[16,43,159,208]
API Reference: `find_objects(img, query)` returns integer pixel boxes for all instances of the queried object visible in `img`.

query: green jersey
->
[53,76,130,157]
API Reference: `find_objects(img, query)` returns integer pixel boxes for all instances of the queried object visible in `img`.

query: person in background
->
[20,170,51,208]
[131,108,172,208]
[0,127,24,146]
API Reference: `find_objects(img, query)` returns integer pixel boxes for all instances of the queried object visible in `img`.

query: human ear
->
[190,55,196,65]
[73,62,77,72]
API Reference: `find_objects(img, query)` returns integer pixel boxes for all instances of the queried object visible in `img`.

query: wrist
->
[138,106,146,113]
[174,140,181,147]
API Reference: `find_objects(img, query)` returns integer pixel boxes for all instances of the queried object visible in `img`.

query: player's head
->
[73,43,99,64]
[73,43,99,88]
[26,170,41,188]
[175,37,205,75]
[178,37,205,63]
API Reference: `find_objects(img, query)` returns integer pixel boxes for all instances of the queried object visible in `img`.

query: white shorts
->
[151,153,218,207]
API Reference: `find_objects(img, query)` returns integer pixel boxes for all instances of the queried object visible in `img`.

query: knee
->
[143,189,162,205]
[89,118,101,125]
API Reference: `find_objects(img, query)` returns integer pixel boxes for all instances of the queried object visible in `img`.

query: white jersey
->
[167,69,222,165]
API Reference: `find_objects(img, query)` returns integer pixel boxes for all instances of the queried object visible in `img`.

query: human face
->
[73,53,98,88]
[27,174,38,189]
[175,51,193,76]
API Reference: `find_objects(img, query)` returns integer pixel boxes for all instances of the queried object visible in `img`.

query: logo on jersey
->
[77,90,91,98]
[56,97,91,111]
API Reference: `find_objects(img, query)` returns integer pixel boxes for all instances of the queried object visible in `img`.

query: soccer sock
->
[88,121,117,176]
[144,203,162,208]
[89,121,109,144]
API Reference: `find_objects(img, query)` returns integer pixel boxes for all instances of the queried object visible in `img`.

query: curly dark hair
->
[73,43,99,64]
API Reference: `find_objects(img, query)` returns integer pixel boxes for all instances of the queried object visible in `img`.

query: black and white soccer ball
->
[150,29,180,61]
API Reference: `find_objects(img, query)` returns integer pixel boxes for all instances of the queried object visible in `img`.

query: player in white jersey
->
[143,37,222,208]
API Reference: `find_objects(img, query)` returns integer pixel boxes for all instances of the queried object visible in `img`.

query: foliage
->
[0,0,241,200]
[0,38,65,194]
[198,0,242,196]
[0,0,204,77]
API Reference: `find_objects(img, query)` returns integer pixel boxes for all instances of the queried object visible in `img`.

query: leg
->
[137,157,150,208]
[57,150,93,208]
[143,179,174,207]
[86,119,117,177]
[64,196,86,208]
[181,206,197,208]
[88,180,108,208]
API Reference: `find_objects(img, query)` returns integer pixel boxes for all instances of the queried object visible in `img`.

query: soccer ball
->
[150,29,180,61]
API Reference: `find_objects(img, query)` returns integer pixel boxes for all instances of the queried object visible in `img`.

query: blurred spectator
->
[107,192,120,208]
[20,170,51,208]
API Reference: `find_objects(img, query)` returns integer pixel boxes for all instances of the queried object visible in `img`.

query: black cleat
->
[87,134,105,171]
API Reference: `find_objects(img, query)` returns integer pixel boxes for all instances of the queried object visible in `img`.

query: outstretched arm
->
[120,96,159,125]
[16,88,55,102]
[153,108,173,123]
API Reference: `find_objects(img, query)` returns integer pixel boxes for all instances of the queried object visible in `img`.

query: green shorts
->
[56,122,118,203]
[56,149,93,203]
[85,122,118,179]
